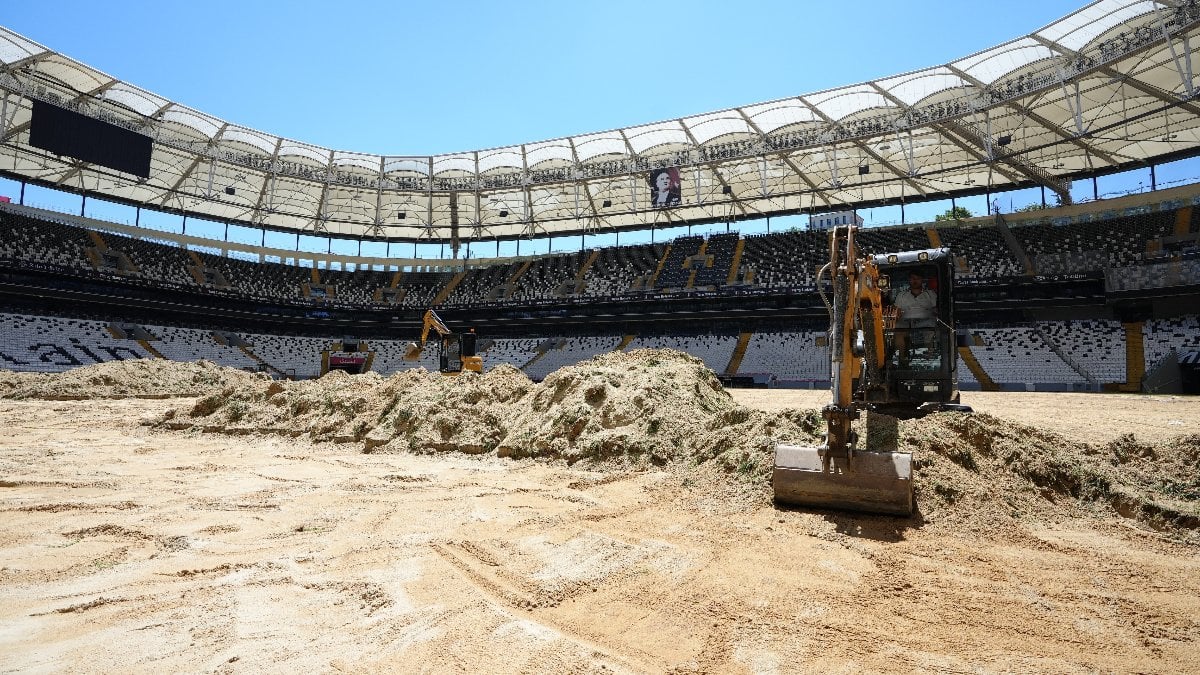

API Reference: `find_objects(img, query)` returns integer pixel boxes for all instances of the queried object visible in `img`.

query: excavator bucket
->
[773,444,913,516]
[403,342,422,361]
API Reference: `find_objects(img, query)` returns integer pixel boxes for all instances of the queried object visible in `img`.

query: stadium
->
[1,1,1199,671]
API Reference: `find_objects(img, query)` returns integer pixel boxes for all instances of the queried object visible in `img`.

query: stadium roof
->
[2,0,1199,244]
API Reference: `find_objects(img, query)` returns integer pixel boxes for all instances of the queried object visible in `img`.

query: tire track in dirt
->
[430,541,664,673]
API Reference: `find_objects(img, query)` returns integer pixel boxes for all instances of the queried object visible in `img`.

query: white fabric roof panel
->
[742,100,821,132]
[1,0,1198,243]
[876,69,970,107]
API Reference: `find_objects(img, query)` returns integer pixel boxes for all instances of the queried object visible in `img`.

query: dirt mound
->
[3,359,261,400]
[899,412,1200,536]
[158,349,823,474]
[0,370,38,397]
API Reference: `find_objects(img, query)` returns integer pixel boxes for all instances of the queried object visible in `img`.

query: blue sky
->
[3,1,1196,258]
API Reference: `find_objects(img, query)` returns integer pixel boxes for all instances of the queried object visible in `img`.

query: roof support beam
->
[734,107,834,209]
[678,121,749,219]
[941,62,1121,168]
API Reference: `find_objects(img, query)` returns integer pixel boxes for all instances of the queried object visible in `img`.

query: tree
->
[1015,202,1051,212]
[934,206,973,222]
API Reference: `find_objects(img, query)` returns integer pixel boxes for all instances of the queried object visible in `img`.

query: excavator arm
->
[417,309,453,349]
[774,223,914,516]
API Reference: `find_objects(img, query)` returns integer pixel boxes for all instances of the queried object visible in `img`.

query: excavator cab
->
[438,331,479,374]
[861,250,965,415]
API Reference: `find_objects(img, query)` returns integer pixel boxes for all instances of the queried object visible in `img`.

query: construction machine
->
[405,309,483,375]
[773,223,971,516]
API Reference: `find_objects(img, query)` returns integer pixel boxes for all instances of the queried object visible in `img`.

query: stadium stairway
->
[725,332,753,375]
[994,214,1034,275]
[87,230,107,251]
[1034,325,1095,386]
[504,261,533,299]
[616,335,636,351]
[958,346,999,391]
[239,346,290,379]
[1175,207,1192,237]
[519,339,560,373]
[648,244,672,288]
[925,227,942,249]
[137,339,166,360]
[432,271,467,306]
[574,250,600,290]
[685,240,708,290]
[1119,321,1146,392]
[726,239,745,285]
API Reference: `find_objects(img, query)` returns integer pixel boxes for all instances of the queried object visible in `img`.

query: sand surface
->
[1,359,1198,672]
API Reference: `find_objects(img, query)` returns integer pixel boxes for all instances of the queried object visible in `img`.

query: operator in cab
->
[892,270,937,366]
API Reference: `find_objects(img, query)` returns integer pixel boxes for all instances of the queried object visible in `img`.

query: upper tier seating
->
[0,210,94,271]
[444,262,519,305]
[654,236,703,290]
[738,231,827,288]
[578,243,664,297]
[1014,211,1174,274]
[195,252,312,302]
[509,252,585,301]
[855,226,931,257]
[692,233,740,289]
[935,223,1023,278]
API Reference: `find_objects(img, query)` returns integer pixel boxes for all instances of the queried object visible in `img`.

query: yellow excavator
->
[405,309,483,375]
[773,222,970,515]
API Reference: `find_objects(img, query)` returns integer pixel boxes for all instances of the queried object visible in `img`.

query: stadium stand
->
[0,313,150,372]
[481,338,541,370]
[738,231,827,289]
[1143,315,1200,371]
[147,324,259,370]
[935,222,1024,278]
[524,336,622,381]
[577,243,664,297]
[969,327,1088,389]
[653,236,703,290]
[736,331,829,384]
[1014,210,1174,274]
[509,252,584,301]
[1039,319,1127,384]
[0,209,94,272]
[623,334,738,374]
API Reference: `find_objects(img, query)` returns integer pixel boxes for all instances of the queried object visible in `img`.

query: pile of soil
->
[901,412,1200,535]
[1,359,263,400]
[158,350,824,477]
[0,370,36,397]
